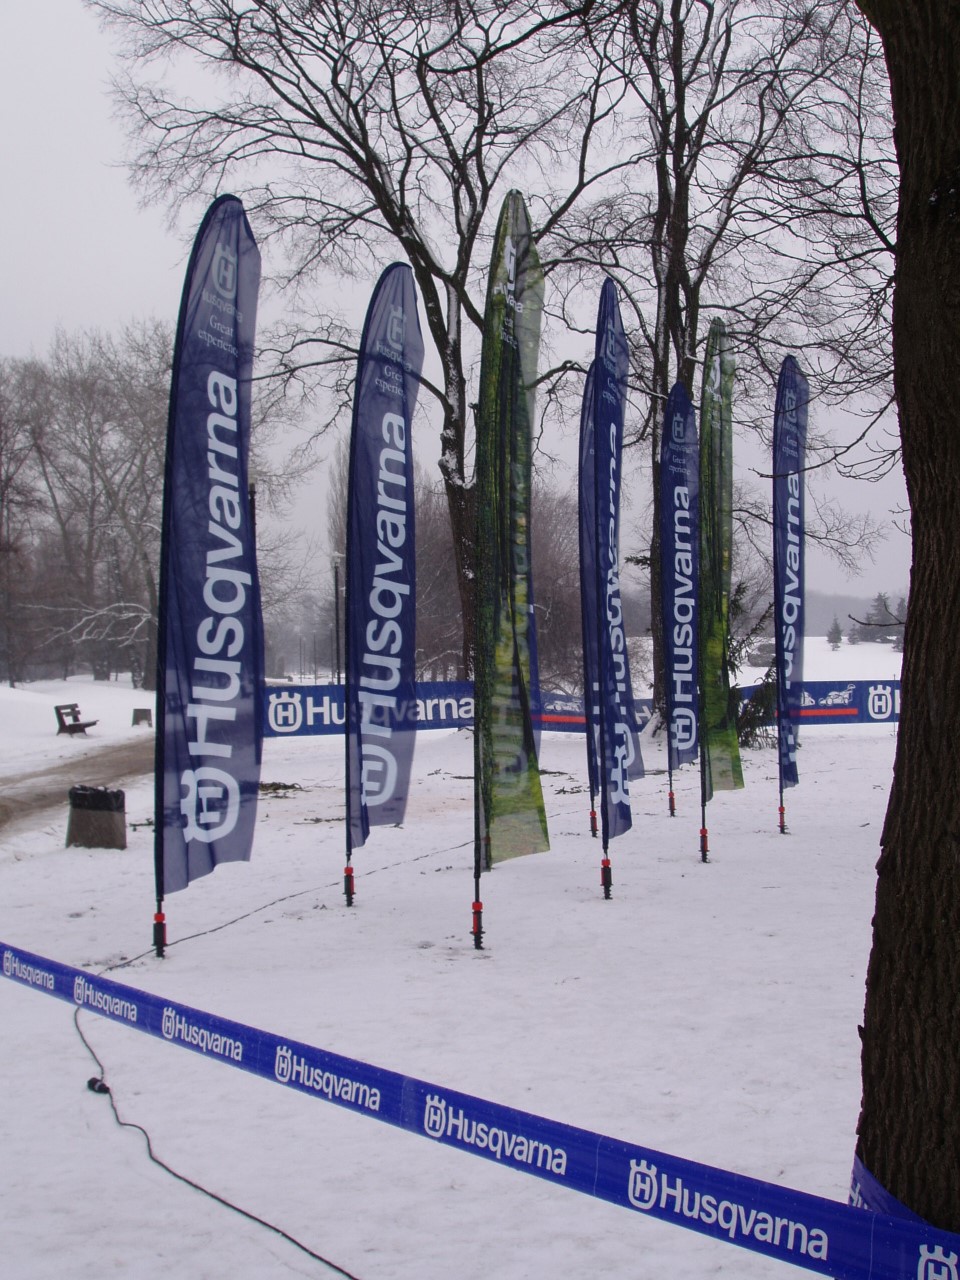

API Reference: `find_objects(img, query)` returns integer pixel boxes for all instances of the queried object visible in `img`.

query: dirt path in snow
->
[0,736,155,833]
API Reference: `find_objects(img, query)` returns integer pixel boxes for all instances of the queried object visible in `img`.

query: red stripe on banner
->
[800,708,858,718]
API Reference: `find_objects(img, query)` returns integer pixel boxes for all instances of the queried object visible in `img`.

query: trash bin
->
[66,785,127,851]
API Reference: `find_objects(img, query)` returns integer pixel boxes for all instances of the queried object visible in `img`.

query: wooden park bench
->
[54,703,98,736]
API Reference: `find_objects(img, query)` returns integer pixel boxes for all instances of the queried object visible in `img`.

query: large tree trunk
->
[855,0,960,1229]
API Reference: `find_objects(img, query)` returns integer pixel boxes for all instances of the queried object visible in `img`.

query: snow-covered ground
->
[1,641,902,1278]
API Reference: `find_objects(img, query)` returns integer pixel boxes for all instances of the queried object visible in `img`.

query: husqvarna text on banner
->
[660,381,700,773]
[345,263,424,852]
[155,195,263,900]
[773,356,808,790]
[579,278,643,850]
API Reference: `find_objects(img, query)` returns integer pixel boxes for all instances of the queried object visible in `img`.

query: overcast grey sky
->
[0,0,911,602]
[0,0,186,358]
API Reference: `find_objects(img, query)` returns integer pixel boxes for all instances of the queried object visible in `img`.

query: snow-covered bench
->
[54,703,98,736]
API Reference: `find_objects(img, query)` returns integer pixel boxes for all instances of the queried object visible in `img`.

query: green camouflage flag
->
[698,318,744,798]
[474,190,549,867]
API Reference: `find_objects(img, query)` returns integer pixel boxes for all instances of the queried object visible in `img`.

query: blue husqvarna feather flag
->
[772,356,808,789]
[660,382,700,771]
[155,195,263,898]
[582,278,643,847]
[345,263,424,851]
[578,362,601,814]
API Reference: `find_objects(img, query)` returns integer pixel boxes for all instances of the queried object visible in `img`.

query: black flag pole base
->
[699,827,710,864]
[668,790,676,817]
[472,900,484,950]
[600,857,612,900]
[589,808,598,838]
[153,910,166,959]
[344,863,355,906]
[778,805,787,834]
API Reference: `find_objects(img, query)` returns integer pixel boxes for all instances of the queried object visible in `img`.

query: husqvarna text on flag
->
[579,278,643,860]
[155,195,263,914]
[345,263,424,856]
[772,356,808,792]
[660,381,700,774]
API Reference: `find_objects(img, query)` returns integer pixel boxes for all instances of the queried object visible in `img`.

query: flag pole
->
[699,747,710,863]
[472,732,484,949]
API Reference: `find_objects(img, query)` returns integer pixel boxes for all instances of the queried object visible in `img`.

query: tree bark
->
[854,0,960,1229]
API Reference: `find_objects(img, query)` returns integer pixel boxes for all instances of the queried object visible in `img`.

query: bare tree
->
[90,0,641,673]
[544,0,896,701]
[0,361,48,683]
[25,324,170,684]
[851,0,960,1230]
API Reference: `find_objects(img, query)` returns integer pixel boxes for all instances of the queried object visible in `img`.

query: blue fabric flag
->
[156,195,263,896]
[660,382,700,771]
[345,263,424,851]
[578,362,601,813]
[772,356,808,789]
[582,279,643,846]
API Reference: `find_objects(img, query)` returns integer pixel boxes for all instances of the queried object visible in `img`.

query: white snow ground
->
[1,641,903,1279]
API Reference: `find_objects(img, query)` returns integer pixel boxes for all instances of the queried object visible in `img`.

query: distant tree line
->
[0,323,301,689]
[0,324,169,687]
[828,592,906,649]
[271,442,654,693]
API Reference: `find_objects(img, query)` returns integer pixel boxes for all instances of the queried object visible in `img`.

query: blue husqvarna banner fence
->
[264,680,899,737]
[156,195,263,899]
[773,356,809,791]
[3,940,956,1280]
[344,263,424,852]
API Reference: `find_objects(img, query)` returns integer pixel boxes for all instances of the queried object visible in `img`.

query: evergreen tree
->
[828,616,843,650]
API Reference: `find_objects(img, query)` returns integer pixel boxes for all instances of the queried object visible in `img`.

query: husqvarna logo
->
[275,1045,293,1083]
[73,975,85,1004]
[386,304,405,350]
[599,320,618,373]
[424,1094,447,1139]
[628,1159,659,1211]
[162,1007,177,1040]
[918,1246,959,1280]
[361,743,399,807]
[868,684,894,720]
[707,353,722,396]
[268,691,303,733]
[211,241,238,299]
[504,235,516,292]
[671,707,697,753]
[180,767,241,844]
[2,950,10,977]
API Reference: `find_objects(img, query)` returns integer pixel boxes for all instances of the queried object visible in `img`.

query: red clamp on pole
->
[668,790,676,817]
[778,805,786,834]
[699,827,709,863]
[153,911,166,958]
[472,900,484,950]
[589,808,598,838]
[344,864,354,906]
[600,857,612,900]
